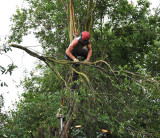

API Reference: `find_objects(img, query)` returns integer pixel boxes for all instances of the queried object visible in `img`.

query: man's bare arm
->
[87,43,92,61]
[65,39,78,60]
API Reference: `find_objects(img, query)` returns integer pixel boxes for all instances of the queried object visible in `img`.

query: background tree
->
[1,0,160,137]
[0,41,17,137]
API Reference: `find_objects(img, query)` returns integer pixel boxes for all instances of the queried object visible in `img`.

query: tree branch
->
[9,43,46,62]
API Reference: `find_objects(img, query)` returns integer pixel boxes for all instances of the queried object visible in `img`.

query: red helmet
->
[81,31,90,41]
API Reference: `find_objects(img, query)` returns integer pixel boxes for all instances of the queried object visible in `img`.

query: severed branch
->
[9,43,46,62]
[9,43,113,67]
[9,43,83,64]
[9,43,118,88]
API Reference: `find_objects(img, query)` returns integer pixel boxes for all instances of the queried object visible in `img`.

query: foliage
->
[0,38,17,87]
[1,0,160,137]
[3,64,63,137]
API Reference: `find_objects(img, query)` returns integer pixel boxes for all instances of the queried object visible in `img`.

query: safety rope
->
[64,123,68,138]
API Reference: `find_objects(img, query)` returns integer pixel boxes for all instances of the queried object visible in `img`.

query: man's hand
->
[73,58,79,62]
[83,59,89,62]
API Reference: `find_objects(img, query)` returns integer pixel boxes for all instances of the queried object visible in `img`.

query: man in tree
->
[65,31,92,62]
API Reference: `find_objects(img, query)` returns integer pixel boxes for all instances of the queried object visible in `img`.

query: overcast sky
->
[0,0,40,112]
[0,0,159,112]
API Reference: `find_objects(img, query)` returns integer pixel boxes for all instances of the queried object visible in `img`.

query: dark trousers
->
[65,48,88,90]
[65,48,88,61]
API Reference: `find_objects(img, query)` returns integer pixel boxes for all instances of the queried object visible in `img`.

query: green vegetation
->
[1,0,160,137]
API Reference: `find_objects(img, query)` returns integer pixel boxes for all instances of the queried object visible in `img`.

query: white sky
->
[0,0,159,112]
[0,0,41,112]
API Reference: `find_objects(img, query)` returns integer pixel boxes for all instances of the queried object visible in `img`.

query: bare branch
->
[9,43,46,62]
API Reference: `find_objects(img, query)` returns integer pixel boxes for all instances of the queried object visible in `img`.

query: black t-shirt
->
[70,36,90,55]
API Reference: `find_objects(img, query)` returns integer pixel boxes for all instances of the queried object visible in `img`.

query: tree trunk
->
[85,0,96,35]
[60,99,79,138]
